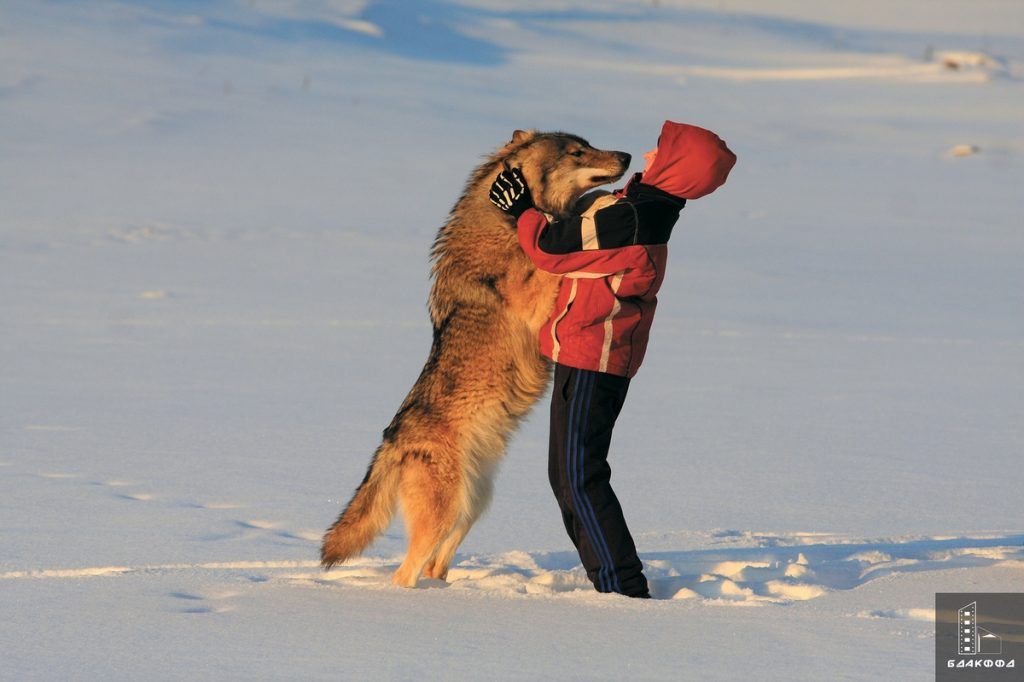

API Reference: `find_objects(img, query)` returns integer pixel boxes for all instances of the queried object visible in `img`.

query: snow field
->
[2,0,1023,679]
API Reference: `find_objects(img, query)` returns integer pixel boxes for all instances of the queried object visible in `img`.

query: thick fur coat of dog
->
[321,130,630,587]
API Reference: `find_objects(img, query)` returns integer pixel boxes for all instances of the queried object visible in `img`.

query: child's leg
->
[548,363,649,597]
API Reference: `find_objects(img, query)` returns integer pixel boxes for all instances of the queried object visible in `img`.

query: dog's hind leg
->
[422,521,469,581]
[423,466,494,581]
[391,452,461,588]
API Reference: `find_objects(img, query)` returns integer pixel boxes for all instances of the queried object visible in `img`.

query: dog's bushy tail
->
[321,444,401,569]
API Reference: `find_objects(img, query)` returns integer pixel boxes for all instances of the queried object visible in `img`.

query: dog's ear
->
[510,129,534,145]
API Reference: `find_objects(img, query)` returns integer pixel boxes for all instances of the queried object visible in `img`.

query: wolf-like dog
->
[321,130,631,587]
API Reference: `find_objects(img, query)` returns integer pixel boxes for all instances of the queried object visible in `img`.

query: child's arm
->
[488,167,654,277]
[516,200,651,277]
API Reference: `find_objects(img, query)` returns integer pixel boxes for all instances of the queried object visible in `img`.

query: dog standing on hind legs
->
[320,130,631,587]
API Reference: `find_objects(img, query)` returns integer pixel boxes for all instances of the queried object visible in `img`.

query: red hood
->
[641,121,736,199]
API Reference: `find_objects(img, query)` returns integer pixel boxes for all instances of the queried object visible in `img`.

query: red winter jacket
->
[517,121,736,378]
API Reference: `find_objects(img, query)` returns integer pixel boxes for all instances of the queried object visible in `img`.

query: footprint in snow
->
[36,471,83,479]
[169,589,239,614]
[185,501,243,510]
[114,492,157,502]
[236,519,284,530]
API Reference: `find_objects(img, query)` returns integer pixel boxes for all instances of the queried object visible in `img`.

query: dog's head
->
[499,130,631,217]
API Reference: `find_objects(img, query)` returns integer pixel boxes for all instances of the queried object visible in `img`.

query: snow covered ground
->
[2,1,1022,679]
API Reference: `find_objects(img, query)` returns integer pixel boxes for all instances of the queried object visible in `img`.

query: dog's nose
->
[618,152,632,167]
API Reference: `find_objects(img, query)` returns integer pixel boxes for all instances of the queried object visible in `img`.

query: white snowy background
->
[2,0,1022,679]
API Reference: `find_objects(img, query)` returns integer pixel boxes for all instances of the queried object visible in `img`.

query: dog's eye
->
[570,150,584,158]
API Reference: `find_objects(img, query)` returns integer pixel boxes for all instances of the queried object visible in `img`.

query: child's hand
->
[489,167,533,218]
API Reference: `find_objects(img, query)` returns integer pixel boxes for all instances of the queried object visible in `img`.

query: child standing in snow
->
[489,121,736,598]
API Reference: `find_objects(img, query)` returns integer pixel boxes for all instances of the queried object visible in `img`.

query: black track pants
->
[548,363,649,597]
